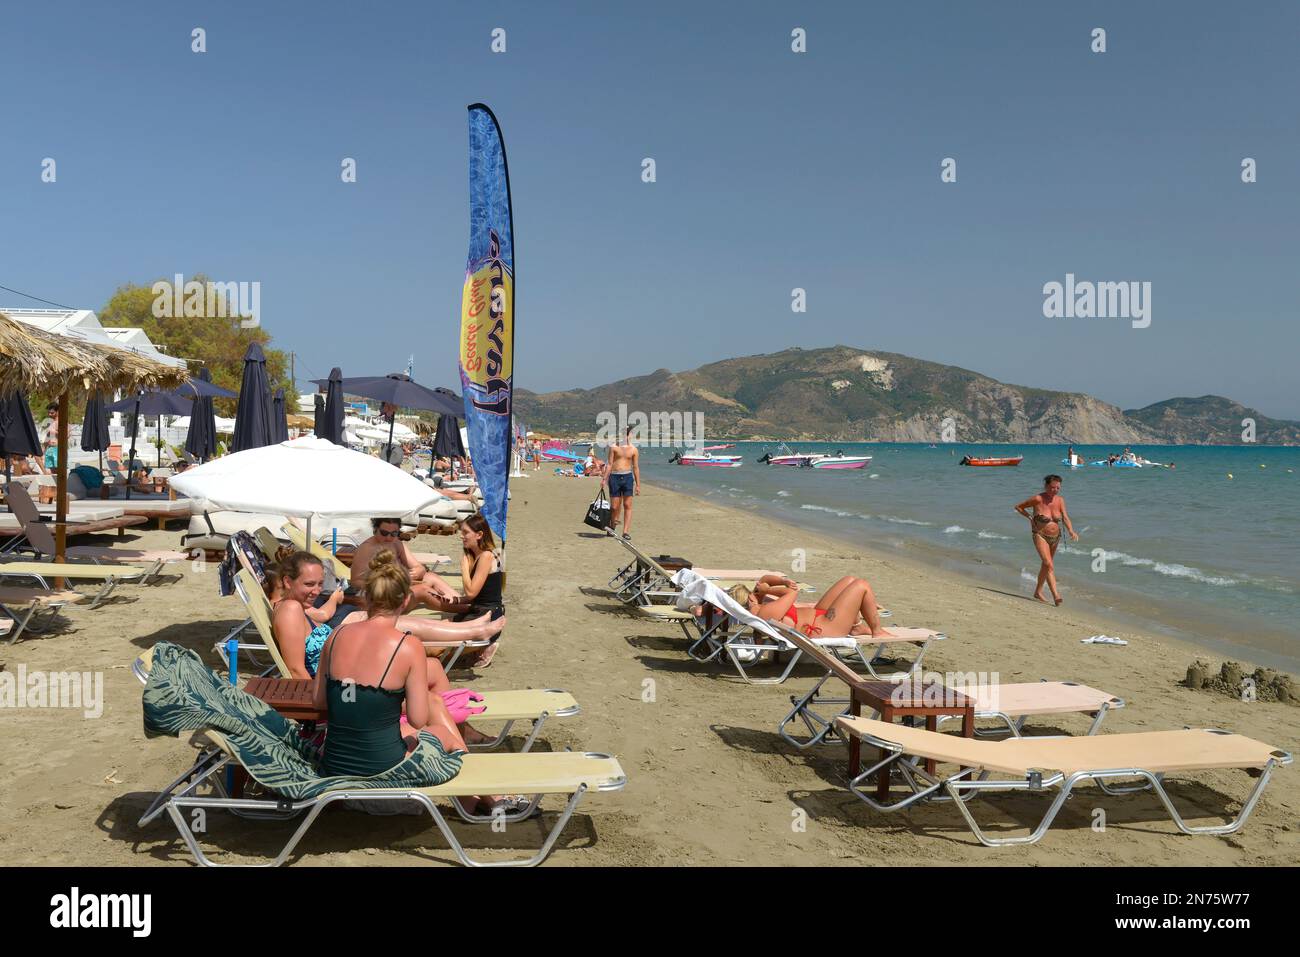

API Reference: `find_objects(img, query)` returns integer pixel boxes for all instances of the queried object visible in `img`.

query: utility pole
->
[290,351,296,397]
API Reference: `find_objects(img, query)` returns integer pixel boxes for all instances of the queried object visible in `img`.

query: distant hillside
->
[516,346,1297,445]
[1123,396,1300,445]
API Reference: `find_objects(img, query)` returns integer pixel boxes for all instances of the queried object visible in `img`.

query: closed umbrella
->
[170,436,443,544]
[319,367,345,445]
[183,367,230,463]
[232,343,275,453]
[79,391,112,471]
[313,393,325,438]
[1,391,43,494]
[432,413,465,459]
[272,388,289,443]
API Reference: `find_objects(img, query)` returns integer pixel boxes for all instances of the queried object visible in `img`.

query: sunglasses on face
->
[376,528,400,538]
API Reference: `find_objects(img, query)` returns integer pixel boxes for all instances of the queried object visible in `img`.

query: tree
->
[99,277,294,417]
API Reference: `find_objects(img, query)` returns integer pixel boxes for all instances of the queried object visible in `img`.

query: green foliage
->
[99,276,294,417]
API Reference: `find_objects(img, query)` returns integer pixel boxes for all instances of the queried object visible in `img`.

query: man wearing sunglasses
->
[350,517,461,612]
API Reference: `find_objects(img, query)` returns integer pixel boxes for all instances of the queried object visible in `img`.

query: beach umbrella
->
[106,389,192,490]
[0,391,42,492]
[313,393,325,437]
[80,391,112,471]
[183,367,225,464]
[318,367,345,445]
[272,388,289,443]
[432,413,466,459]
[311,373,462,465]
[176,371,237,400]
[231,342,275,454]
[170,436,444,544]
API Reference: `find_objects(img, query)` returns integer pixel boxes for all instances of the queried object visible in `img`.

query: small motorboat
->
[669,451,743,468]
[960,455,1023,467]
[703,444,735,451]
[757,443,819,467]
[807,452,872,470]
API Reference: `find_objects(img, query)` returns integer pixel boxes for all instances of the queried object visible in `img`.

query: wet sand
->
[0,470,1296,866]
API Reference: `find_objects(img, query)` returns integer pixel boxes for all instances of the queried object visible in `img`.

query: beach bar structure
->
[0,311,189,565]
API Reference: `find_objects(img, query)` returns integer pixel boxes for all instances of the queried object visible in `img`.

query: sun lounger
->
[138,641,624,867]
[772,623,1122,747]
[670,568,942,685]
[134,641,578,753]
[0,484,152,605]
[833,715,1291,845]
[0,561,150,607]
[0,585,85,643]
[64,546,187,583]
[609,536,816,613]
[121,499,194,529]
[607,535,789,605]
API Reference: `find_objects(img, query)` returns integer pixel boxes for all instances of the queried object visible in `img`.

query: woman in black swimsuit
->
[1014,474,1079,606]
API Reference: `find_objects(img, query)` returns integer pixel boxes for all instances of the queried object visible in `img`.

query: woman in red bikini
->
[731,574,892,638]
[1014,474,1079,606]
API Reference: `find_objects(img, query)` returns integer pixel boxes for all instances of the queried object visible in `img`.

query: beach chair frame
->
[0,595,69,644]
[839,719,1292,845]
[139,736,627,868]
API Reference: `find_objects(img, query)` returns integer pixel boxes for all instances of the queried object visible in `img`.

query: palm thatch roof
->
[0,311,189,395]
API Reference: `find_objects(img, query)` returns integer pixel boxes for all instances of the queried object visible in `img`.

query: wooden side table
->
[243,676,323,722]
[847,679,975,800]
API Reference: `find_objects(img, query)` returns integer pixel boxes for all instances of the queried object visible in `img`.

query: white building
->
[0,307,188,370]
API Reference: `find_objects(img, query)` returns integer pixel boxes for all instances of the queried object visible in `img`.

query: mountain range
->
[515,346,1299,445]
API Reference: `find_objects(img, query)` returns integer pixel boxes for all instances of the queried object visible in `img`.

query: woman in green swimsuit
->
[312,550,467,773]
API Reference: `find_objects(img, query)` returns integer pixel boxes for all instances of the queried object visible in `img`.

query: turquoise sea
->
[635,443,1300,671]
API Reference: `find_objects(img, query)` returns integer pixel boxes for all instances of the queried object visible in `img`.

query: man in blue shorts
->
[604,427,640,538]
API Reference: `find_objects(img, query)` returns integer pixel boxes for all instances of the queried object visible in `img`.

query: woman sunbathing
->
[731,574,893,639]
[271,550,500,746]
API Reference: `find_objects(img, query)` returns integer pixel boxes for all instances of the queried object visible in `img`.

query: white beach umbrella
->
[169,436,443,541]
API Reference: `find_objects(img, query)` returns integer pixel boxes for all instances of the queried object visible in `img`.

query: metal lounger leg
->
[1,600,40,645]
[853,636,934,682]
[725,638,802,685]
[427,786,589,867]
[87,576,121,609]
[777,672,848,749]
[138,749,230,827]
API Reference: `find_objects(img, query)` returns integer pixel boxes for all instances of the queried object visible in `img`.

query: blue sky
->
[2,1,1297,417]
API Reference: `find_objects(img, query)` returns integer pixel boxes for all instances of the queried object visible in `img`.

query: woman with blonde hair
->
[727,573,892,639]
[311,550,467,774]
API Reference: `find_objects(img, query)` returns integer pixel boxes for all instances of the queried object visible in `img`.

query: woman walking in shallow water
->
[1015,474,1078,605]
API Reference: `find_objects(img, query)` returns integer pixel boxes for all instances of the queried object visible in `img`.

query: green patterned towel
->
[142,641,462,799]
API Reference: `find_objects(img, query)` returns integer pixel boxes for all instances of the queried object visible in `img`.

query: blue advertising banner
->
[459,104,514,543]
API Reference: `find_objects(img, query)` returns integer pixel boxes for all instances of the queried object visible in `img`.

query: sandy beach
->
[0,470,1295,867]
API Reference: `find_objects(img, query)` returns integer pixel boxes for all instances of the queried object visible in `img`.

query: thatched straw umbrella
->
[0,312,189,564]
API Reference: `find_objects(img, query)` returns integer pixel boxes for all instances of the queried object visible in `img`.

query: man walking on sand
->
[605,427,640,538]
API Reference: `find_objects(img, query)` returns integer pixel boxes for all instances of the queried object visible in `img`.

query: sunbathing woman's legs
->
[810,577,891,638]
